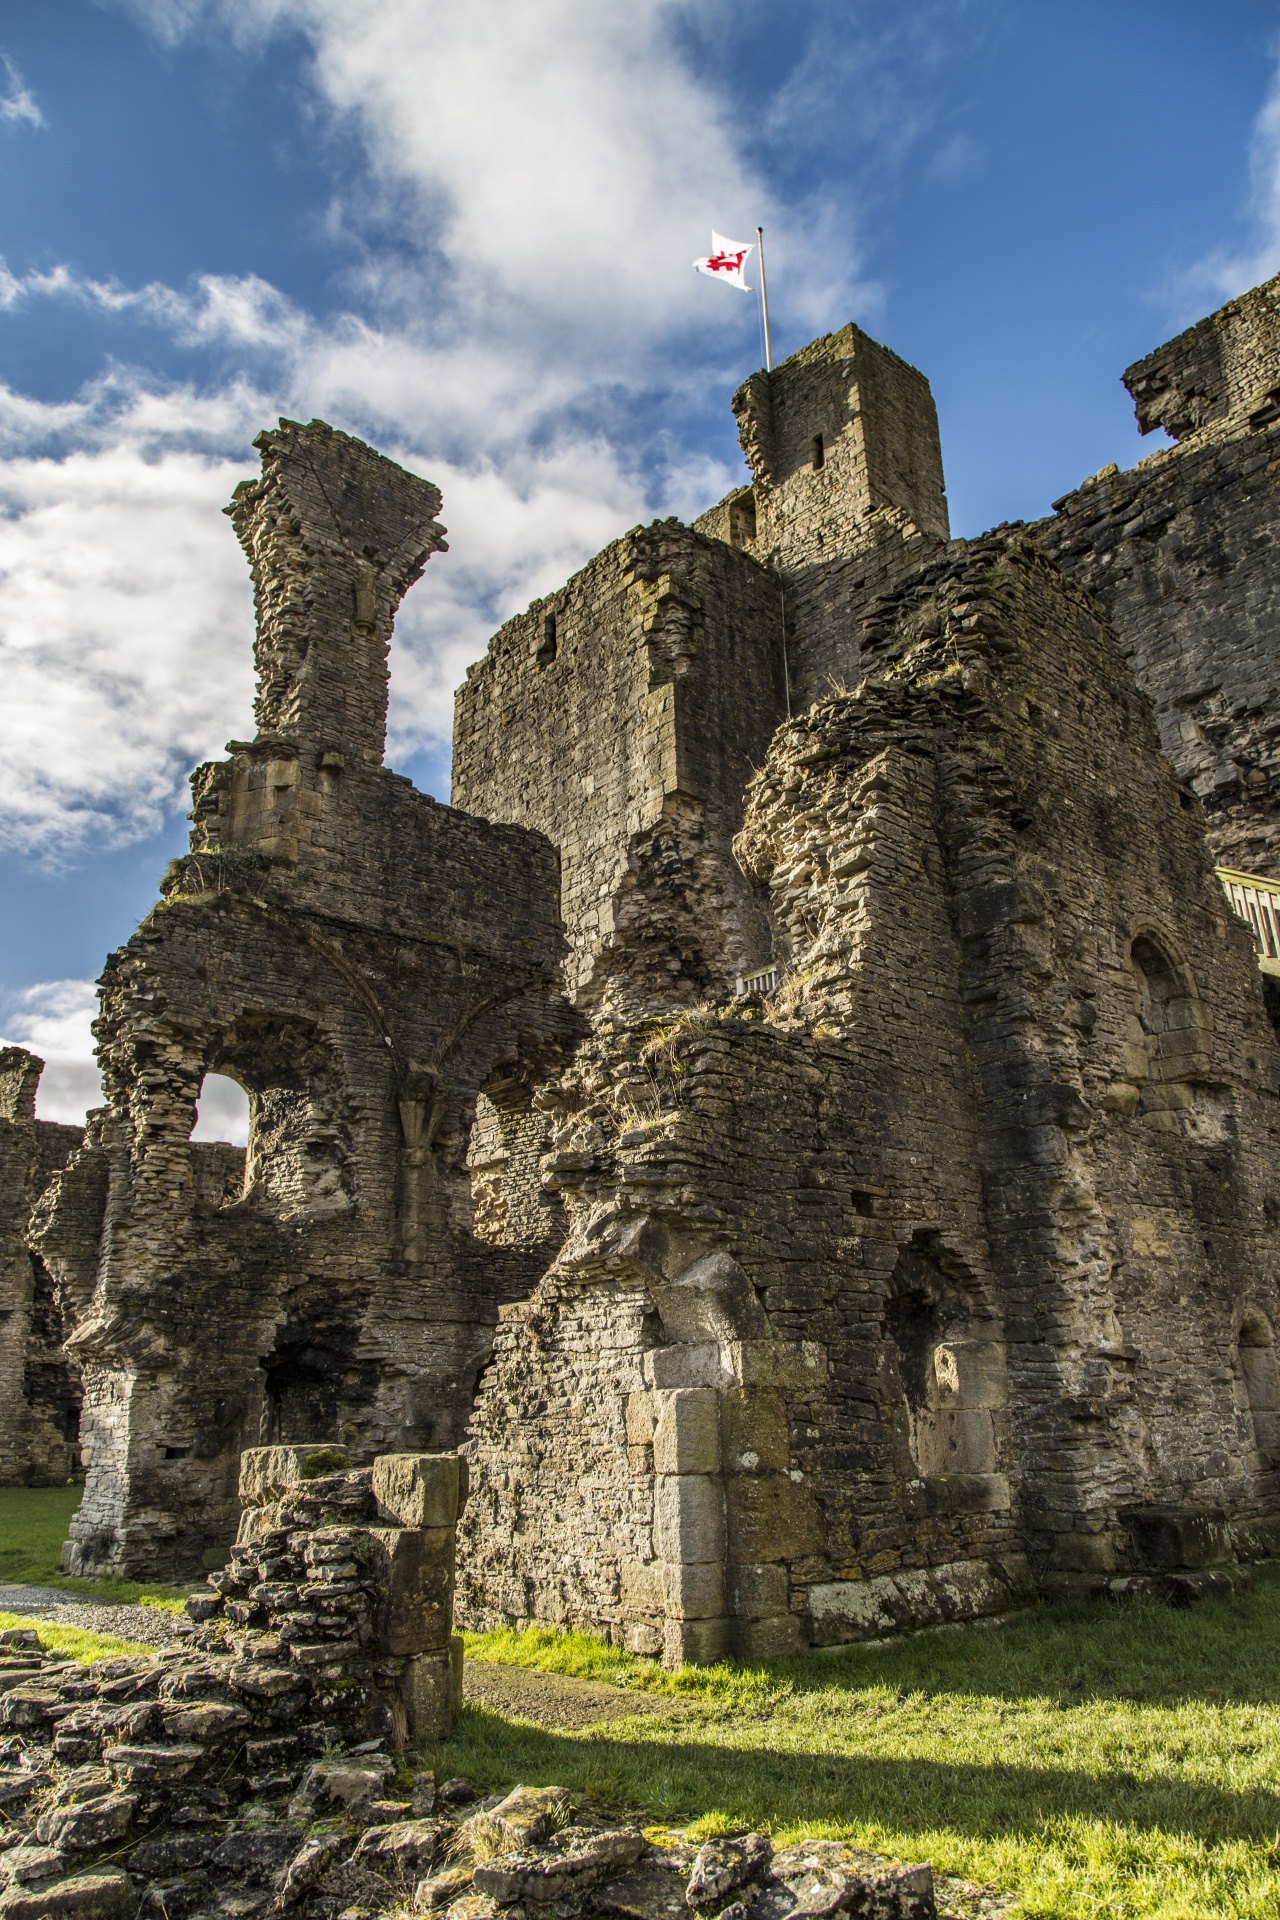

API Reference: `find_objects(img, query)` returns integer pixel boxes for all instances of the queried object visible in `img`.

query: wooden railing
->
[734,963,778,998]
[1217,866,1280,976]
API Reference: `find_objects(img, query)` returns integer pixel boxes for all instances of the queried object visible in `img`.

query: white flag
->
[693,231,754,291]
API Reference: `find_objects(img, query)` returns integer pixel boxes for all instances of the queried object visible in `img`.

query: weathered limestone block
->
[367,1526,455,1654]
[402,1639,464,1744]
[652,1390,719,1476]
[653,1475,724,1565]
[658,1560,723,1620]
[238,1443,347,1506]
[372,1451,468,1529]
[720,1390,789,1475]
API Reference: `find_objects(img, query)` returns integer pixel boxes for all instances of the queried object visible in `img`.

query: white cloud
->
[1178,43,1280,311]
[192,1072,250,1146]
[0,379,261,858]
[0,980,100,1126]
[0,55,43,131]
[1,0,875,861]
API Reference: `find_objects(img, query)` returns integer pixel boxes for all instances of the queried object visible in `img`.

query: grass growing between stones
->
[455,1571,1280,1918]
[0,1610,155,1663]
[0,1484,188,1611]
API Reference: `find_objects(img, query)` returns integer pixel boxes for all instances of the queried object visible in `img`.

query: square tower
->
[697,322,950,703]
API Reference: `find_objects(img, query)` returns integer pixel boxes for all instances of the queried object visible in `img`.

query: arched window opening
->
[1239,1309,1280,1463]
[190,1073,250,1209]
[882,1237,1003,1481]
[1125,934,1209,1113]
[192,1073,251,1146]
[811,433,825,470]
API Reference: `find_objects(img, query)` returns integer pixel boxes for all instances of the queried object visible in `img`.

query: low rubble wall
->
[189,1445,467,1748]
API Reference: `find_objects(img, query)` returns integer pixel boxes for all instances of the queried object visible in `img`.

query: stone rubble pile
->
[0,1678,939,1920]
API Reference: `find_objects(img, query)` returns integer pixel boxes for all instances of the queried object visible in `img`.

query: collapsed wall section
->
[1033,271,1280,877]
[30,422,575,1583]
[0,1049,83,1485]
[1123,272,1280,441]
[452,520,786,1014]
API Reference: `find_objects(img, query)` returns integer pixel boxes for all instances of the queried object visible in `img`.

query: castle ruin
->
[9,272,1280,1662]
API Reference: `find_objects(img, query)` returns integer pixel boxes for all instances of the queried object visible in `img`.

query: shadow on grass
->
[757,1567,1280,1713]
[439,1706,1280,1847]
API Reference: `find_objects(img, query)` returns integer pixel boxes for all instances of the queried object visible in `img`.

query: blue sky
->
[2,0,1280,1127]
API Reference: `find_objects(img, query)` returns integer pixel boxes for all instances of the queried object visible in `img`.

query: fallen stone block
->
[102,1744,204,1785]
[0,1671,45,1697]
[209,1825,303,1884]
[0,1844,69,1889]
[416,1865,475,1908]
[238,1443,349,1506]
[0,1769,49,1807]
[287,1754,395,1820]
[0,1687,61,1730]
[36,1791,137,1853]
[127,1833,218,1878]
[767,1843,936,1920]
[595,1858,690,1920]
[0,1867,139,1919]
[272,1831,348,1905]
[456,1784,571,1855]
[474,1828,646,1904]
[226,1663,303,1699]
[686,1833,773,1910]
[158,1702,249,1741]
[353,1817,450,1878]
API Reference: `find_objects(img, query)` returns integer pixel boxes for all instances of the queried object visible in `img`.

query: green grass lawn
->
[0,1485,188,1610]
[455,1573,1280,1920]
[5,1486,1280,1913]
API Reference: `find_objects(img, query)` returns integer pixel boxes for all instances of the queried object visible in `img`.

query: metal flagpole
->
[756,226,773,372]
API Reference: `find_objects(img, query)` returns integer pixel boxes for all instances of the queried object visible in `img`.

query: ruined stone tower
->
[18,279,1280,1660]
[30,421,573,1578]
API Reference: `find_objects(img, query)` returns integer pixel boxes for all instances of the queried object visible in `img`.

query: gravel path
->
[0,1583,188,1648]
[463,1660,671,1729]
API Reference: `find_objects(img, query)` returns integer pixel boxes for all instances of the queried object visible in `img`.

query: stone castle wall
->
[25,273,1280,1657]
[453,519,787,1013]
[1030,275,1280,879]
[0,1049,83,1486]
[29,422,576,1582]
[457,535,1280,1656]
